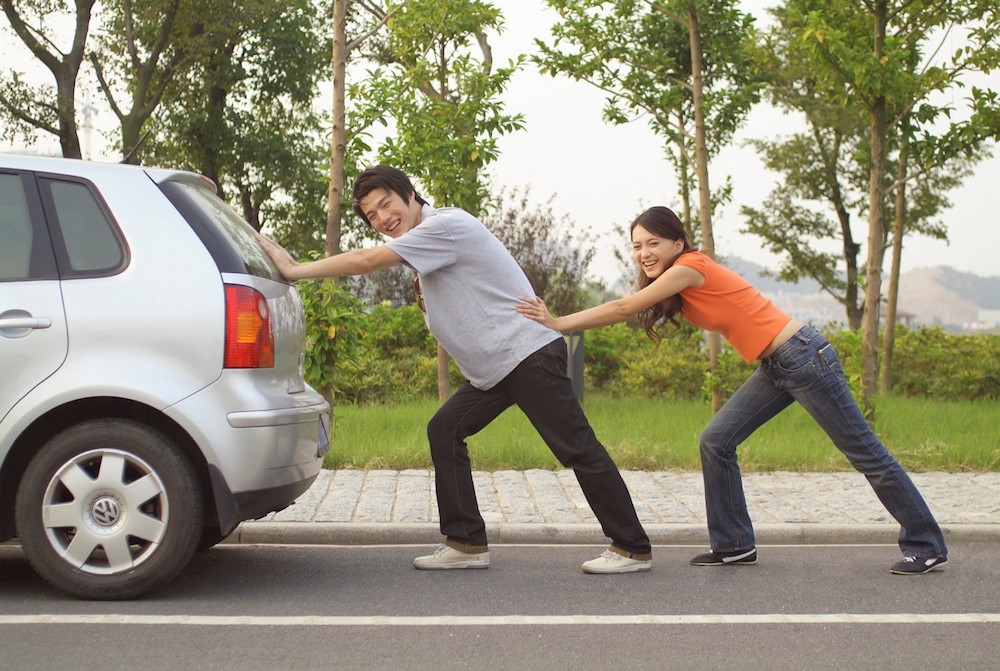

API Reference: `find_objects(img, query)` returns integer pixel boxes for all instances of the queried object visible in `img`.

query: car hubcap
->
[42,448,169,575]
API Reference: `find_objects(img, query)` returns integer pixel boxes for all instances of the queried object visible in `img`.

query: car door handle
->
[0,317,52,330]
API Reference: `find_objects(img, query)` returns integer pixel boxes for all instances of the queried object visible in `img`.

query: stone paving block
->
[554,470,599,523]
[314,469,365,522]
[473,471,504,523]
[392,469,433,523]
[268,469,333,522]
[648,471,705,521]
[493,471,543,522]
[353,469,396,522]
[525,469,582,523]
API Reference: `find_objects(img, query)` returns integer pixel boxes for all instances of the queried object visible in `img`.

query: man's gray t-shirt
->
[385,204,560,390]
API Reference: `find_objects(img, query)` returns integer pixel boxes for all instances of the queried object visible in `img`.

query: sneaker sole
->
[413,561,490,570]
[890,559,947,575]
[582,563,652,575]
[690,558,757,566]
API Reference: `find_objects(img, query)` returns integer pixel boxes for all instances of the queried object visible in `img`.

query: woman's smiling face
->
[631,224,685,279]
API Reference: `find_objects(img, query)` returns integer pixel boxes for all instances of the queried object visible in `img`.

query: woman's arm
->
[257,235,402,281]
[517,264,703,332]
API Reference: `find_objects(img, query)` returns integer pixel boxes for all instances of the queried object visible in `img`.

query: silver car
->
[0,154,330,599]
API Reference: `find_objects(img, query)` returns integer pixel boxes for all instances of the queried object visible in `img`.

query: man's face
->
[358,187,422,239]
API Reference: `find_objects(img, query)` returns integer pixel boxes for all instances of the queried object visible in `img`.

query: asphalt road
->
[1,542,997,670]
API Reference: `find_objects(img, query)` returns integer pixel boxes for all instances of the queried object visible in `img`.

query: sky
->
[2,0,997,285]
[485,0,1000,285]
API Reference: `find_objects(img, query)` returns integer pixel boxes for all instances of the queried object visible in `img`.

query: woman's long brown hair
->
[631,206,696,345]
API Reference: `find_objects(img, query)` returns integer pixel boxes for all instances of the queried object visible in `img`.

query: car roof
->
[0,153,212,191]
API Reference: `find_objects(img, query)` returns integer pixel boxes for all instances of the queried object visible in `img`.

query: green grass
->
[325,393,1000,472]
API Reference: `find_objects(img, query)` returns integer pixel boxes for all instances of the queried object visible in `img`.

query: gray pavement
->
[235,469,1000,546]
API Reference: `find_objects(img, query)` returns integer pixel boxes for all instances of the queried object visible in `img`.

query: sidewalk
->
[235,470,1000,546]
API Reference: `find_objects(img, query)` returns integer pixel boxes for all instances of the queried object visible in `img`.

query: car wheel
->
[15,419,203,600]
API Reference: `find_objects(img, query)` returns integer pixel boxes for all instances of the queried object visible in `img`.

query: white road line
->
[1,613,998,626]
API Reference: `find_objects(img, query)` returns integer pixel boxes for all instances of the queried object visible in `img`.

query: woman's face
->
[631,224,685,279]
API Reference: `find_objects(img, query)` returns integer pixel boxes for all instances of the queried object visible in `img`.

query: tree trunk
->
[859,0,889,422]
[880,136,908,394]
[56,73,83,159]
[687,1,722,413]
[326,0,348,257]
[436,343,451,401]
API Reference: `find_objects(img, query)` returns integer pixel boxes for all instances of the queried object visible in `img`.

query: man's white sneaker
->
[581,548,652,574]
[413,544,490,570]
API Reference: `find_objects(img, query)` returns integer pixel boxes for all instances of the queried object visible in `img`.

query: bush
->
[889,328,1000,399]
[302,294,1000,403]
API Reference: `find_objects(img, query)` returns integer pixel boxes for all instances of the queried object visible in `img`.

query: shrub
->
[890,328,1000,399]
[302,293,1000,403]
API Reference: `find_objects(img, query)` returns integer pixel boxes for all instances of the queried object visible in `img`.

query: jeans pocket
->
[770,345,814,377]
[816,343,845,376]
[533,340,568,378]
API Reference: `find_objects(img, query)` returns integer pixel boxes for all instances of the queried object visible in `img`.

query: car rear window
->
[47,180,125,274]
[159,180,280,281]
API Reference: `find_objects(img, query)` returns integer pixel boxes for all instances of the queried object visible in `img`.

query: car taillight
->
[224,285,274,368]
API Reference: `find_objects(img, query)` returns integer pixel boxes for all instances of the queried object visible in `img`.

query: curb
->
[232,522,1000,546]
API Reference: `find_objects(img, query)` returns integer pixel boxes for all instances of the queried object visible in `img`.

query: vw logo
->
[91,496,122,527]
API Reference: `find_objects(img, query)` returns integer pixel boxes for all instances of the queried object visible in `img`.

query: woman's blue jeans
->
[700,325,947,559]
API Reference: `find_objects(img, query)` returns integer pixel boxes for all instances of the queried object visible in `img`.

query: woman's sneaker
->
[890,555,947,575]
[413,544,490,570]
[689,548,757,566]
[581,547,652,574]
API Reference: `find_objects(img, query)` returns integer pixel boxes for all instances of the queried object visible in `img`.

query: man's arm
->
[257,235,403,281]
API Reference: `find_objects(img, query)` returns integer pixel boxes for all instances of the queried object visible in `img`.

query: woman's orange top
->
[674,252,792,362]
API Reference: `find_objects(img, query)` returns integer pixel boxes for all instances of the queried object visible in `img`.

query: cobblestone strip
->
[312,469,364,522]
[524,469,583,523]
[392,469,433,523]
[267,468,332,522]
[647,471,705,522]
[747,472,830,523]
[620,471,669,524]
[263,469,1000,528]
[911,472,1000,524]
[473,471,502,523]
[353,470,397,522]
[554,470,598,523]
[492,471,543,522]
[793,472,891,523]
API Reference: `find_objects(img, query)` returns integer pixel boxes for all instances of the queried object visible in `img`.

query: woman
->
[516,206,948,575]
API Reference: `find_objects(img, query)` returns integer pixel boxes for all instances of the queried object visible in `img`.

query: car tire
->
[15,419,203,600]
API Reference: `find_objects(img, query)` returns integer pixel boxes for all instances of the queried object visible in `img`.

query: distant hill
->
[932,266,1000,309]
[720,256,1000,327]
[723,256,822,295]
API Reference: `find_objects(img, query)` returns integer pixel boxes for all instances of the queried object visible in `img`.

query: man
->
[257,165,651,573]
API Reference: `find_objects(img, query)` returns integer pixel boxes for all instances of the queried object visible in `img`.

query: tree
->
[89,0,204,163]
[352,0,524,400]
[535,0,765,410]
[326,0,403,256]
[0,0,97,158]
[143,1,330,236]
[740,26,870,330]
[484,187,596,317]
[791,0,1000,418]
